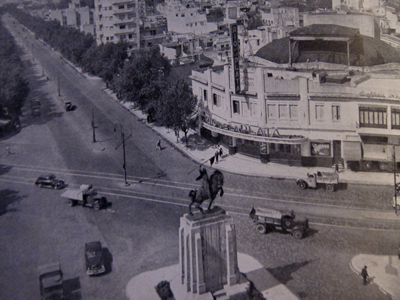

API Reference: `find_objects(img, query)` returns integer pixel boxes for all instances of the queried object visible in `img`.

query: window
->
[315,104,324,120]
[278,104,288,119]
[359,106,387,128]
[392,108,400,129]
[203,89,208,101]
[120,25,126,29]
[267,104,277,119]
[289,105,298,120]
[233,100,240,114]
[119,5,124,9]
[213,93,222,107]
[332,105,340,121]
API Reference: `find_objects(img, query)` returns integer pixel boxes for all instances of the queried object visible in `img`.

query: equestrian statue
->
[188,167,224,215]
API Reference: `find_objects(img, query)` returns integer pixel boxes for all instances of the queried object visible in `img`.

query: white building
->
[48,0,95,35]
[165,7,218,34]
[94,0,140,50]
[191,24,400,172]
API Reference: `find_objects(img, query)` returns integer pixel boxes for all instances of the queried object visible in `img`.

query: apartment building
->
[191,24,400,172]
[94,0,140,50]
[48,0,95,35]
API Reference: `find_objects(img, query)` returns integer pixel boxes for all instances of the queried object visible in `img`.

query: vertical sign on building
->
[231,23,240,94]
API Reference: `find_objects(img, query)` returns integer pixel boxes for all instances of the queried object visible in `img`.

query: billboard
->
[231,23,240,94]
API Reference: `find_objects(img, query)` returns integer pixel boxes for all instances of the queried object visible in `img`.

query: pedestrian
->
[155,139,161,151]
[335,163,339,172]
[215,150,219,163]
[361,266,369,285]
[5,146,11,155]
[219,147,223,157]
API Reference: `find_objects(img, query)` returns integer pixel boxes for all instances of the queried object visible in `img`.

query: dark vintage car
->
[85,241,106,276]
[250,207,309,239]
[64,102,76,112]
[35,174,65,189]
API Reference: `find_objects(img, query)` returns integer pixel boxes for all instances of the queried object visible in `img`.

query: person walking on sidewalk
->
[361,266,369,285]
[155,139,162,151]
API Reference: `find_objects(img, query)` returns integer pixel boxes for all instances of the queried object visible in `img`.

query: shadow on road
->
[102,247,113,275]
[63,276,82,300]
[0,188,24,216]
[267,260,314,284]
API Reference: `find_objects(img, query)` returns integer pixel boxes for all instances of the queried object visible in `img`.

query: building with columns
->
[191,24,400,172]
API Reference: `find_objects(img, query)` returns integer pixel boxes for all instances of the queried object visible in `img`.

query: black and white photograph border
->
[0,1,400,300]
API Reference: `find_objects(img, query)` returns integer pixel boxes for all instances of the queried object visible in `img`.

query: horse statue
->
[188,167,224,215]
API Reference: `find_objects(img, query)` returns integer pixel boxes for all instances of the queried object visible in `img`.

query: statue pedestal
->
[179,207,241,296]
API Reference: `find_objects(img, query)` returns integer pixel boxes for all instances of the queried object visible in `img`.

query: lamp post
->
[114,123,131,186]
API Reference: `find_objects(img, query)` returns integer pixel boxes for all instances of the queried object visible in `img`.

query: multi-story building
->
[191,24,400,172]
[48,0,95,35]
[94,0,140,50]
[260,7,300,28]
[140,15,167,48]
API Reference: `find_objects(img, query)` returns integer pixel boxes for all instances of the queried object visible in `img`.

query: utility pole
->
[114,123,131,186]
[91,110,97,143]
[57,72,61,97]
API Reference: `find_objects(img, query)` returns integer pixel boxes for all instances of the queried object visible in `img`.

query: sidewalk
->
[126,252,300,300]
[350,254,400,300]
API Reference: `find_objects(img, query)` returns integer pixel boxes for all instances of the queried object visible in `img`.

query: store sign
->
[311,142,331,156]
[231,24,240,94]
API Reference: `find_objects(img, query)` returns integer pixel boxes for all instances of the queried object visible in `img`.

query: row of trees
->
[0,11,30,122]
[6,5,197,136]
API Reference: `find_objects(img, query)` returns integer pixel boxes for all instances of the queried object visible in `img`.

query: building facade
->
[94,0,140,50]
[191,24,400,172]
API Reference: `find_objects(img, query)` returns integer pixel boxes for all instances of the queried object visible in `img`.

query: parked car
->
[249,207,309,239]
[85,241,106,276]
[64,102,76,112]
[35,174,65,189]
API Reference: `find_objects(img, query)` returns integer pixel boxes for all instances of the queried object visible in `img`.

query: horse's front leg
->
[207,199,214,211]
[189,202,194,215]
[195,202,205,214]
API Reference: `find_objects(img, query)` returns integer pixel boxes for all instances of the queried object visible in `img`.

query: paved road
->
[1,14,399,300]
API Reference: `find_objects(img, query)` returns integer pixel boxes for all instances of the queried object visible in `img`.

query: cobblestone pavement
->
[235,214,398,300]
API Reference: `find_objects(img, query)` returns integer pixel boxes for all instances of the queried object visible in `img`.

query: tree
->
[247,13,263,30]
[153,79,197,146]
[0,21,29,117]
[112,46,170,109]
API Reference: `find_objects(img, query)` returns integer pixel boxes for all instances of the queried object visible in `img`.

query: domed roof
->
[255,25,400,66]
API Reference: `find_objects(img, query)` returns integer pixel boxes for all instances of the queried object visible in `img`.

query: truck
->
[249,207,309,239]
[296,171,339,192]
[60,184,108,210]
[38,262,65,300]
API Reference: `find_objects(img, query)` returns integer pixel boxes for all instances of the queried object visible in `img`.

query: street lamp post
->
[114,123,131,186]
